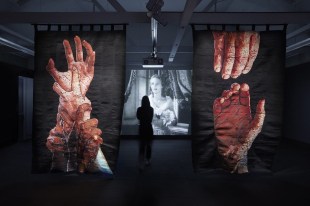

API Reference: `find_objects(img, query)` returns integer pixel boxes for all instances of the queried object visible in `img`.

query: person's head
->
[149,74,163,96]
[141,95,150,107]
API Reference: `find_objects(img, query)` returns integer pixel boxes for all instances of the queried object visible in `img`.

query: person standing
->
[136,96,154,172]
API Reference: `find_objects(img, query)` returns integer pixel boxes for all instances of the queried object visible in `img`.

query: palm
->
[46,36,95,97]
[213,83,265,173]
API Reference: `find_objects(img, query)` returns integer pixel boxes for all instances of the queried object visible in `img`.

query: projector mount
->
[151,17,158,59]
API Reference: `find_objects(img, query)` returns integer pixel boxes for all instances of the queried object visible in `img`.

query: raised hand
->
[213,83,265,173]
[46,64,91,152]
[76,103,103,173]
[46,36,94,156]
[213,31,260,79]
[46,36,95,97]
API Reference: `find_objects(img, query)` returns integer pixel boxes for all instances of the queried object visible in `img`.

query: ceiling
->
[0,0,310,70]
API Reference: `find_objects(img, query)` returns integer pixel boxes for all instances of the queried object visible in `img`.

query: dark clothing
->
[136,103,154,169]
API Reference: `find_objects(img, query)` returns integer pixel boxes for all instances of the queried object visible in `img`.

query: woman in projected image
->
[148,74,177,135]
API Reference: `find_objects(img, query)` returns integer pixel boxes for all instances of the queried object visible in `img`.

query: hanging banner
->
[192,30,285,173]
[33,30,125,175]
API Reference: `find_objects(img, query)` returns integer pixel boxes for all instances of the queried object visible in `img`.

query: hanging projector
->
[142,56,164,68]
[142,17,164,68]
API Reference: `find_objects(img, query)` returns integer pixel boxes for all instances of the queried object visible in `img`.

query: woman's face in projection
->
[150,77,162,95]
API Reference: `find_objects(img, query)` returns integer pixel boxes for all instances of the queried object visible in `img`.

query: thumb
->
[234,99,265,169]
[76,103,92,123]
[251,99,265,133]
[243,99,265,149]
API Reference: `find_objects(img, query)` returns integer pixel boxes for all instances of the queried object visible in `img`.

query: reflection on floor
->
[0,138,310,206]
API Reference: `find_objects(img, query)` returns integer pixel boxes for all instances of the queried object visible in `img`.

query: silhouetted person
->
[136,96,154,172]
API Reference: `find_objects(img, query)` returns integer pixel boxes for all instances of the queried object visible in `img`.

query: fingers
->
[53,82,66,98]
[88,51,95,73]
[213,98,222,118]
[255,99,265,114]
[76,103,92,123]
[252,99,265,131]
[213,31,226,73]
[231,32,251,78]
[239,83,250,106]
[46,135,65,152]
[243,99,265,149]
[213,83,250,119]
[71,65,82,96]
[77,103,92,114]
[222,32,236,79]
[81,118,98,130]
[213,31,260,79]
[63,39,74,68]
[58,107,74,126]
[46,58,58,78]
[79,118,102,139]
[243,32,260,74]
[47,58,72,92]
[83,40,95,74]
[74,36,84,62]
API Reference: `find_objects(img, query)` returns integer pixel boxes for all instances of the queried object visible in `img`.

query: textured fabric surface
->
[192,30,285,172]
[33,31,125,173]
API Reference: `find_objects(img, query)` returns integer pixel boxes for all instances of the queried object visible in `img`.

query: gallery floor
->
[0,138,309,206]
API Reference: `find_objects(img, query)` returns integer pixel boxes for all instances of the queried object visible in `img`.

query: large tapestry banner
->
[33,30,125,175]
[192,30,285,173]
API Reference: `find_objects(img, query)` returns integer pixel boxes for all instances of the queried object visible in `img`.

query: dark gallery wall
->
[0,62,33,147]
[284,62,310,144]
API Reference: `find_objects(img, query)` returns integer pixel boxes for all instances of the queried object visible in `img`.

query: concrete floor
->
[0,139,310,206]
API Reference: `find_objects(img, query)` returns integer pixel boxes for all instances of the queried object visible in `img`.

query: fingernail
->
[231,75,238,79]
[222,74,230,79]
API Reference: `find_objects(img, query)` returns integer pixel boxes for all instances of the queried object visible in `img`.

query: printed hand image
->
[212,31,260,79]
[76,103,103,173]
[46,36,111,174]
[213,83,265,173]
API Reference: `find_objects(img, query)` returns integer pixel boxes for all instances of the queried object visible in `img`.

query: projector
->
[142,57,164,68]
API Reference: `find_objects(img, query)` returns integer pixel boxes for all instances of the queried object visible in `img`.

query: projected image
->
[122,70,192,135]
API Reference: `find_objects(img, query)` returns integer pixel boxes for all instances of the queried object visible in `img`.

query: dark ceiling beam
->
[0,12,310,24]
[169,0,202,62]
[202,0,216,12]
[15,0,31,6]
[107,0,126,13]
[91,0,106,12]
[180,0,203,27]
